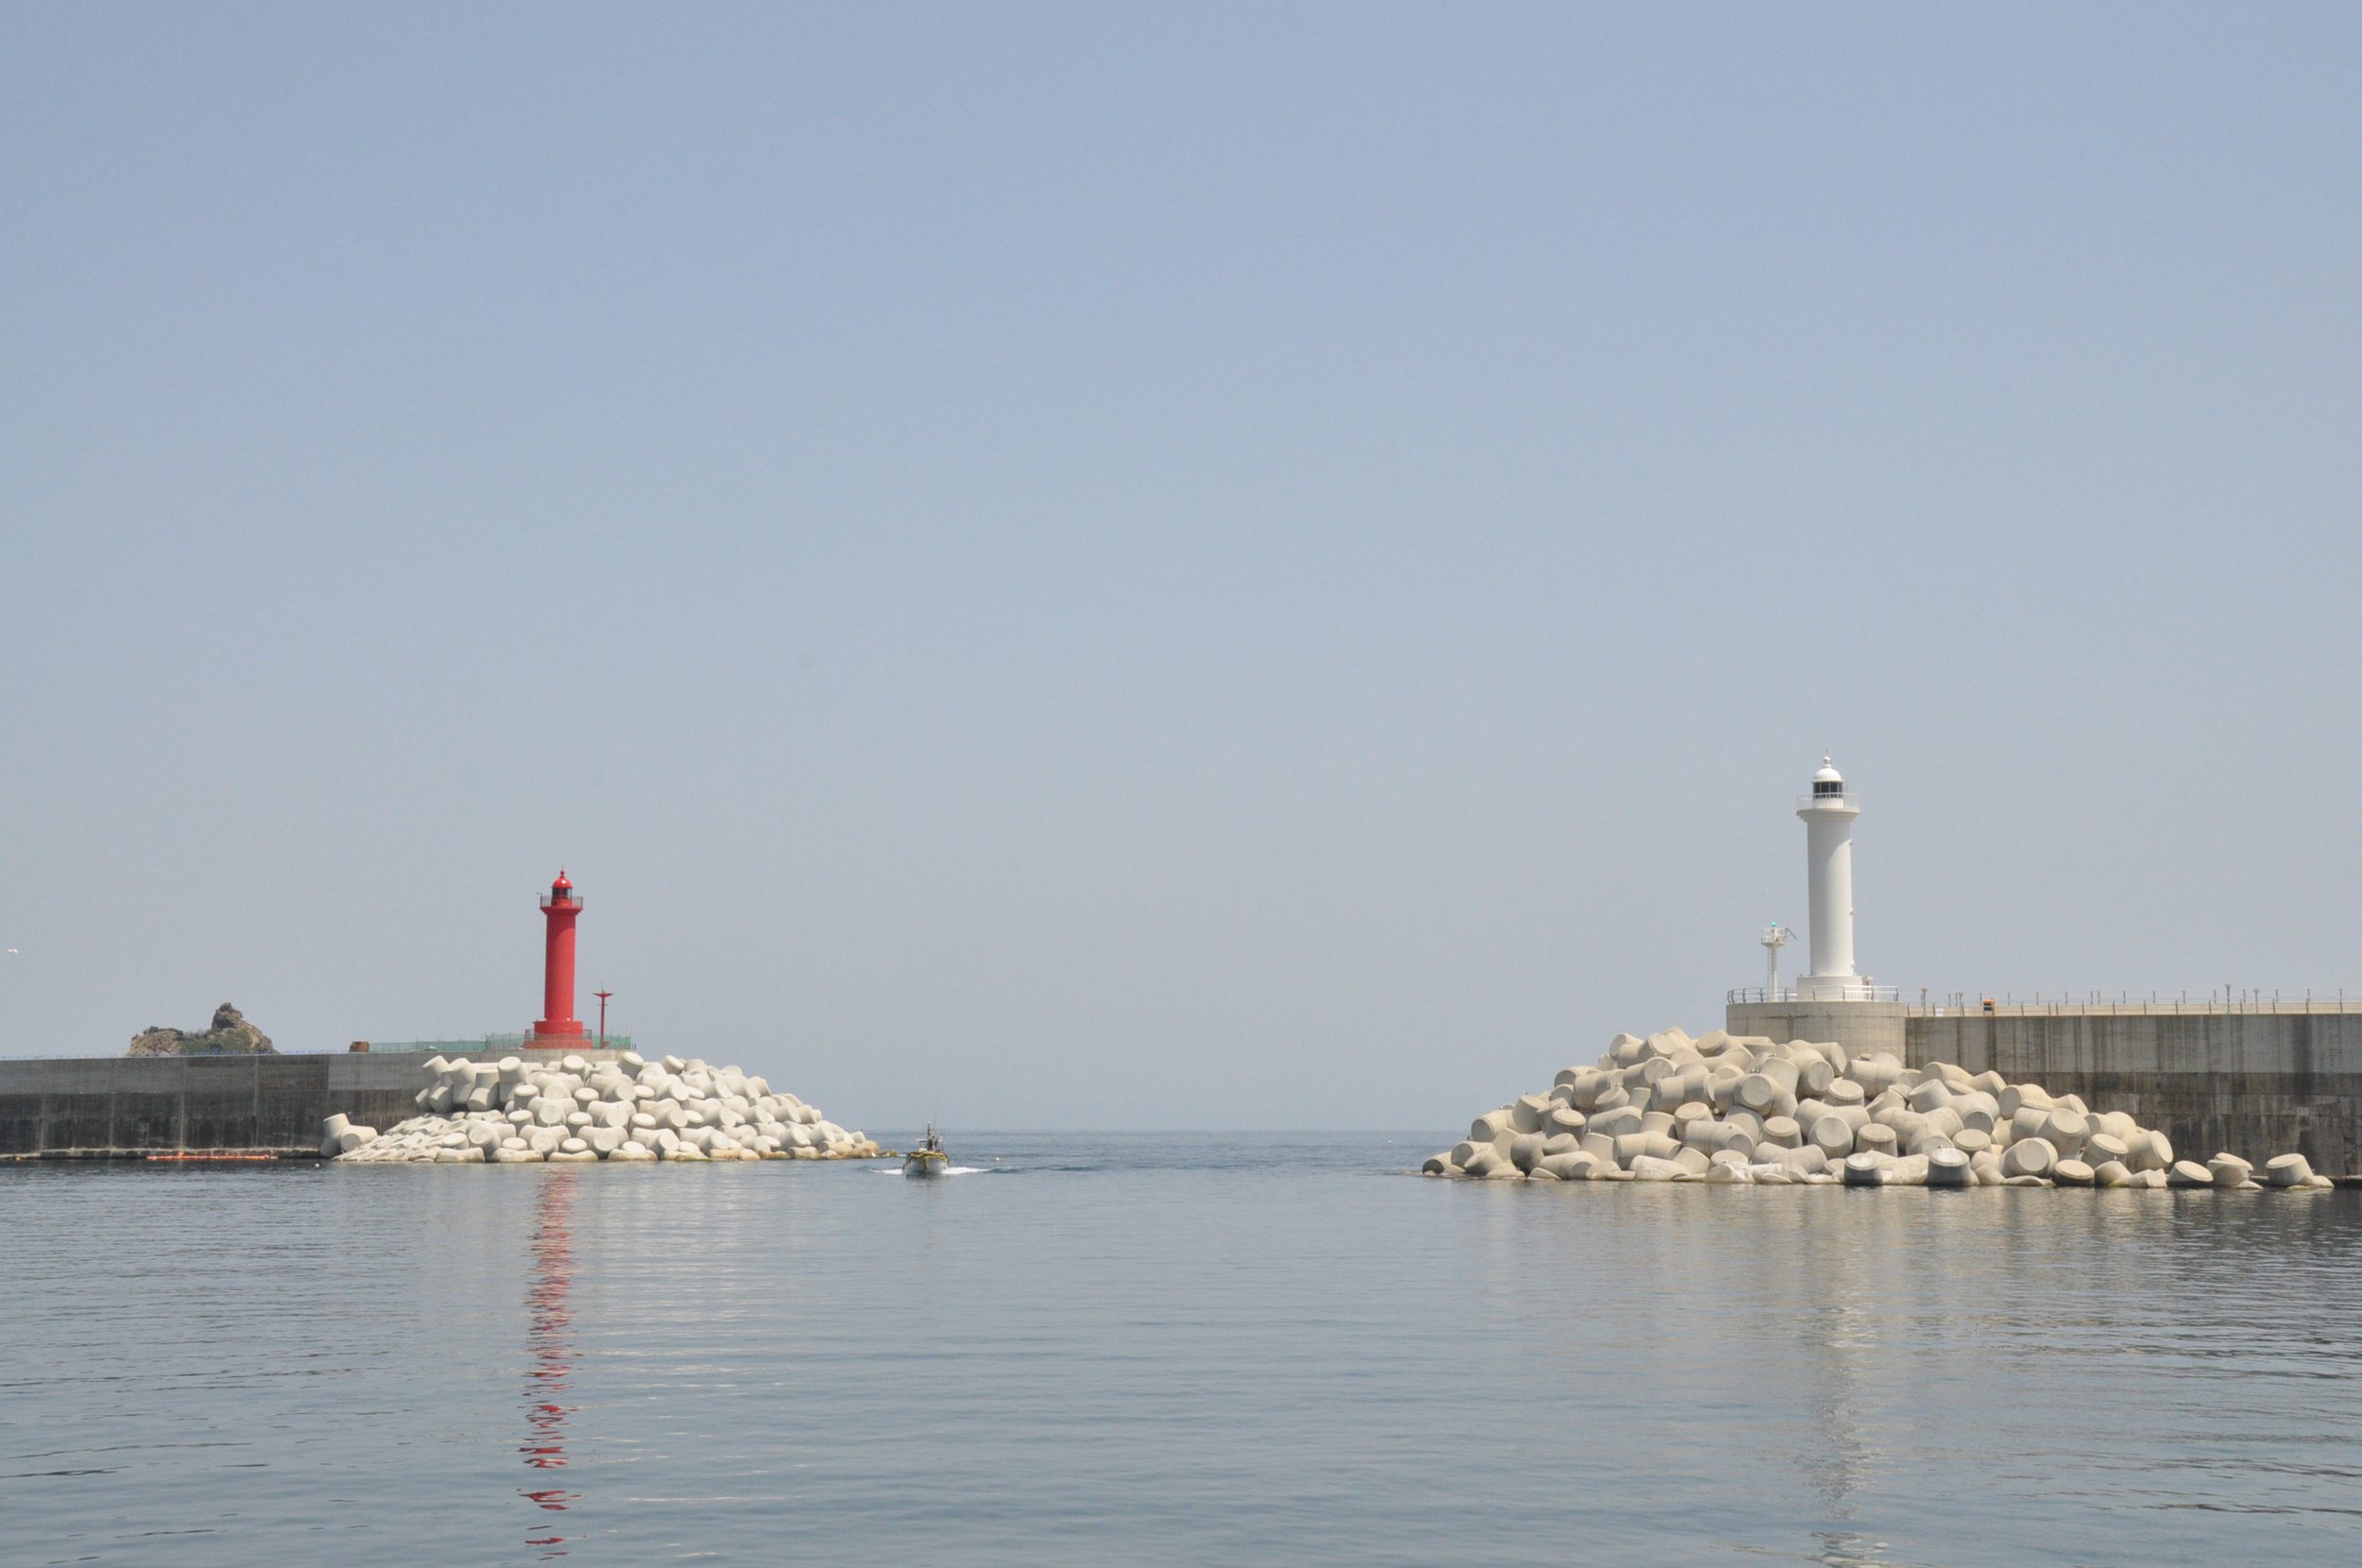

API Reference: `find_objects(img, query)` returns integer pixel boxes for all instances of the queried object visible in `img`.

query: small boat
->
[902,1124,949,1178]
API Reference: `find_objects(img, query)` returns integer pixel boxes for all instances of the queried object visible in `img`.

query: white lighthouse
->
[1796,757,1862,1000]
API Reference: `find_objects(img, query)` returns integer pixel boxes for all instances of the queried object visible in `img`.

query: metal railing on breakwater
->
[360,1033,634,1054]
[1905,991,2362,1018]
[1726,988,2362,1018]
[1726,986,1901,1004]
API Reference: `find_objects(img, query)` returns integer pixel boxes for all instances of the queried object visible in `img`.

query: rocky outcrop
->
[127,1003,276,1057]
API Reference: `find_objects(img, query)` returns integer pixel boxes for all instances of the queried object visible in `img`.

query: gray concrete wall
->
[1908,1012,2362,1177]
[1722,1000,2362,1173]
[0,1049,623,1159]
[1725,1000,1908,1060]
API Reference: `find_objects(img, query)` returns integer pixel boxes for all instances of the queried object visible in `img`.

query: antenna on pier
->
[1760,922,1798,998]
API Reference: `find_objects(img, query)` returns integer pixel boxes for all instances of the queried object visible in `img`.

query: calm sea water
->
[3,1133,2358,1567]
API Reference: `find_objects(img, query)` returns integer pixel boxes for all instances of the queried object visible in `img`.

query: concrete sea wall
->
[1908,1012,2362,1178]
[1731,1001,2362,1175]
[1,1052,613,1159]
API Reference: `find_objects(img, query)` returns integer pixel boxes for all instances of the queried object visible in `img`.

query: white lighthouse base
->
[1726,997,1908,1062]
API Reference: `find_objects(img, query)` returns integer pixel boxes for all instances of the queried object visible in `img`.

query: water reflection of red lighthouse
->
[522,1170,579,1551]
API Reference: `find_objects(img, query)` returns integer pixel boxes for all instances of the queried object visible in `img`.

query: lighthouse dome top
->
[540,870,581,912]
[1799,757,1858,814]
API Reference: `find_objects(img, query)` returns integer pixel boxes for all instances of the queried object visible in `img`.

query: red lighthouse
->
[531,870,589,1043]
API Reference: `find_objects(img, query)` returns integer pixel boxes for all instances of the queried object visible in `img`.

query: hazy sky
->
[4,4,2358,1128]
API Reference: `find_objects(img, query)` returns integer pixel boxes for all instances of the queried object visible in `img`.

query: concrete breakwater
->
[326,1051,878,1164]
[1728,1001,2362,1176]
[0,1051,436,1159]
[1429,1027,2334,1189]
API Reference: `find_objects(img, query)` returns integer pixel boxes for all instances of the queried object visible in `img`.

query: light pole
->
[594,990,612,1049]
[1760,922,1797,999]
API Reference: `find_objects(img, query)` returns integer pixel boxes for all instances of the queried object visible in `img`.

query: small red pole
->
[594,990,612,1048]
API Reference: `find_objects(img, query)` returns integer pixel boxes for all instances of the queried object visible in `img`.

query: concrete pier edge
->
[0,1049,634,1161]
[1730,1000,2362,1176]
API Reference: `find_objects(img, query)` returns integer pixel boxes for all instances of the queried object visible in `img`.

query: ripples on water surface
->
[4,1133,2359,1566]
